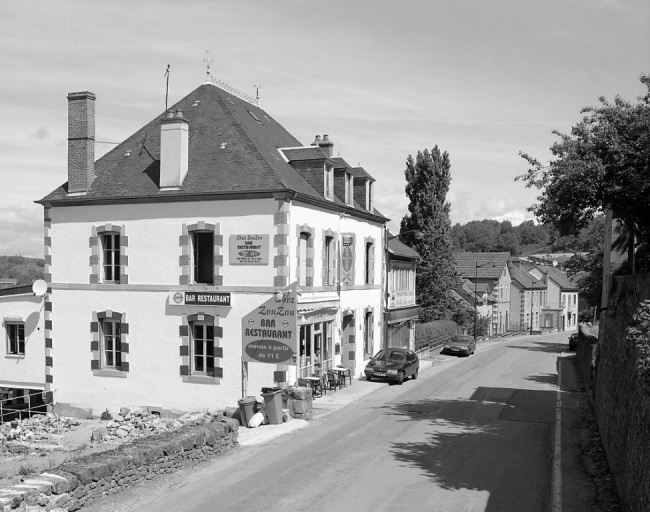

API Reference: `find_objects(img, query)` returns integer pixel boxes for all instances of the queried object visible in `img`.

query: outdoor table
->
[333,367,351,386]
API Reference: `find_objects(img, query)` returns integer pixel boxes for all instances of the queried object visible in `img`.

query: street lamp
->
[529,277,539,335]
[473,261,495,339]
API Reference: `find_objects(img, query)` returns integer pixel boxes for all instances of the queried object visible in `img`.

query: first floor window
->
[101,232,120,283]
[101,319,121,369]
[192,322,215,374]
[6,322,25,355]
[192,231,214,284]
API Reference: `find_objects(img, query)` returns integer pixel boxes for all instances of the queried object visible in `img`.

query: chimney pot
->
[174,109,184,119]
[311,135,322,146]
[165,110,175,119]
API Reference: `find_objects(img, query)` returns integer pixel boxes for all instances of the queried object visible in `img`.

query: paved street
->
[86,331,609,512]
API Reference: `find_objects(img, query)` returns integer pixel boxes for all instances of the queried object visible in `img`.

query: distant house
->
[385,234,420,349]
[529,264,579,331]
[453,252,511,335]
[508,260,546,333]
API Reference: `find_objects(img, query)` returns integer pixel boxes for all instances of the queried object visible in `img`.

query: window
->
[6,322,25,356]
[101,232,120,282]
[100,318,122,369]
[345,172,353,205]
[324,166,333,200]
[191,321,215,375]
[298,232,309,287]
[324,235,336,286]
[91,312,129,373]
[192,231,214,284]
[365,242,374,284]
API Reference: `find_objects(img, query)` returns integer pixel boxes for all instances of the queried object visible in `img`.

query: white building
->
[36,83,388,418]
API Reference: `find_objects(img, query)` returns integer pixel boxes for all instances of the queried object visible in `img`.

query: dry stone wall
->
[0,416,239,512]
[593,273,650,512]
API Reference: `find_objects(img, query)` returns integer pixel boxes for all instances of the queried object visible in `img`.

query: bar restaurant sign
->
[169,291,231,307]
[241,285,297,364]
[229,234,269,265]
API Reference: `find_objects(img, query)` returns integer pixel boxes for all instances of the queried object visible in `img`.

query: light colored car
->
[364,348,419,385]
[442,335,476,357]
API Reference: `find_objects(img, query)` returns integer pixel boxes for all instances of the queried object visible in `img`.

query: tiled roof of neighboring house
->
[38,83,386,222]
[508,261,547,289]
[537,265,579,291]
[387,235,421,260]
[453,252,510,279]
[352,166,375,181]
[281,146,331,162]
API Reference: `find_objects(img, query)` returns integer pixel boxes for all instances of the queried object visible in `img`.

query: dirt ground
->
[0,419,124,489]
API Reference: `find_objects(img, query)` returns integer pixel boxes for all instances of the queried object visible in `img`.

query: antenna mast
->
[164,65,170,111]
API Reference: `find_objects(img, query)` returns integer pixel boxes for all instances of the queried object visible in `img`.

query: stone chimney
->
[67,92,96,194]
[159,109,189,189]
[319,134,334,157]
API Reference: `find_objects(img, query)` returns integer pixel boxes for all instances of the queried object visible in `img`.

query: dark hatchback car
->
[569,333,578,351]
[442,334,476,357]
[364,348,419,385]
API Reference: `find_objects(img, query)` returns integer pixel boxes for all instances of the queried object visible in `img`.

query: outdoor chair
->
[326,370,342,391]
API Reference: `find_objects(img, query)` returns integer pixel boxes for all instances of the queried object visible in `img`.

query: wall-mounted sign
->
[229,234,269,265]
[340,233,355,286]
[169,291,231,307]
[242,285,297,364]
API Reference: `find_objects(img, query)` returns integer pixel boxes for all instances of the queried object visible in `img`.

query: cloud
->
[0,204,44,258]
[31,126,50,140]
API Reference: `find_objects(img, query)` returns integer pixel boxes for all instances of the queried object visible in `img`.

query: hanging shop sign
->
[242,285,297,364]
[340,233,355,286]
[169,291,231,307]
[229,234,270,265]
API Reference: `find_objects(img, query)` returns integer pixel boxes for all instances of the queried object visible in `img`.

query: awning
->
[297,299,340,320]
[385,306,420,325]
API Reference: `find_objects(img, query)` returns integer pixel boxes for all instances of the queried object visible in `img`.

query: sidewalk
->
[236,335,530,447]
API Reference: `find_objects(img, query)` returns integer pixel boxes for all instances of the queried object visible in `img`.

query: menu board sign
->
[229,234,269,265]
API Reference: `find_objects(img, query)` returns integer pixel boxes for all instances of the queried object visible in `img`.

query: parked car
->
[569,333,579,351]
[442,335,476,357]
[364,348,419,385]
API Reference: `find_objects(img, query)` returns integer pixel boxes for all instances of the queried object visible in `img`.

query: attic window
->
[248,111,262,124]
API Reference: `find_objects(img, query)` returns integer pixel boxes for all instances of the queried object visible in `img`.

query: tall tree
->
[517,74,650,244]
[400,146,460,322]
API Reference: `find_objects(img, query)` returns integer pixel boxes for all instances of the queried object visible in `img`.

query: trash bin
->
[237,396,258,427]
[261,388,283,425]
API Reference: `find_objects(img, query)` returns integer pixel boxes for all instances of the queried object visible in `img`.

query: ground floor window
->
[101,318,122,369]
[191,321,215,375]
[6,322,25,355]
[299,320,333,377]
[91,311,129,373]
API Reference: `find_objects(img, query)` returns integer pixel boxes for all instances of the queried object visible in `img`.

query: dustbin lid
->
[261,387,281,394]
[238,396,257,405]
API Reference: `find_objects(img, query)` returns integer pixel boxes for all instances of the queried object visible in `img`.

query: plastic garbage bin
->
[261,388,283,425]
[237,396,258,428]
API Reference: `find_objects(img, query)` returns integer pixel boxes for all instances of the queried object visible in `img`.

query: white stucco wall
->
[0,293,45,389]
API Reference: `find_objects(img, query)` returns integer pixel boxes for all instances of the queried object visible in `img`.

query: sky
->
[0,0,648,258]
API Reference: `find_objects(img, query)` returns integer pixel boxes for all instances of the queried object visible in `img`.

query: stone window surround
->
[179,313,223,384]
[90,310,129,377]
[89,224,128,285]
[296,224,315,289]
[179,222,224,287]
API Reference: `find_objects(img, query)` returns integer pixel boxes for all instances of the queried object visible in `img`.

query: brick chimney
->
[319,134,334,157]
[67,91,96,194]
[159,109,189,189]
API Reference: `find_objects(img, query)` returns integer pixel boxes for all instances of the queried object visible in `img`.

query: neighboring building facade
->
[36,82,388,417]
[0,284,48,420]
[508,260,546,333]
[530,265,579,331]
[454,252,511,335]
[384,235,420,349]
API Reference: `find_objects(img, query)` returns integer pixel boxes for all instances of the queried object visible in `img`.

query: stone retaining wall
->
[0,416,239,512]
[592,273,650,512]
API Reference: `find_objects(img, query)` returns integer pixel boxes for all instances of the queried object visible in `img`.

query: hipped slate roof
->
[453,252,510,279]
[387,235,421,260]
[39,83,385,222]
[537,265,579,291]
[508,261,547,289]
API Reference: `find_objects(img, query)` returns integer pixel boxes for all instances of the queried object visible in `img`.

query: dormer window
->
[324,165,333,200]
[345,172,353,206]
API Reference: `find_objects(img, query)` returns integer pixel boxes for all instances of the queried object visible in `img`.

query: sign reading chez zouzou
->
[241,285,298,364]
[340,233,355,285]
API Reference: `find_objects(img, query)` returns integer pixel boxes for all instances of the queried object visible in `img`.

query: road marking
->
[551,354,563,512]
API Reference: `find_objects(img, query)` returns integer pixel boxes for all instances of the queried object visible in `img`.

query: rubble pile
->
[92,408,217,443]
[0,413,80,451]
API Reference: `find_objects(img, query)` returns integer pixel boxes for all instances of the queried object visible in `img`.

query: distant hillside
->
[0,255,45,287]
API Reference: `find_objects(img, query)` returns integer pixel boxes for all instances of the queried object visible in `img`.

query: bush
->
[415,320,460,351]
[100,409,112,421]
